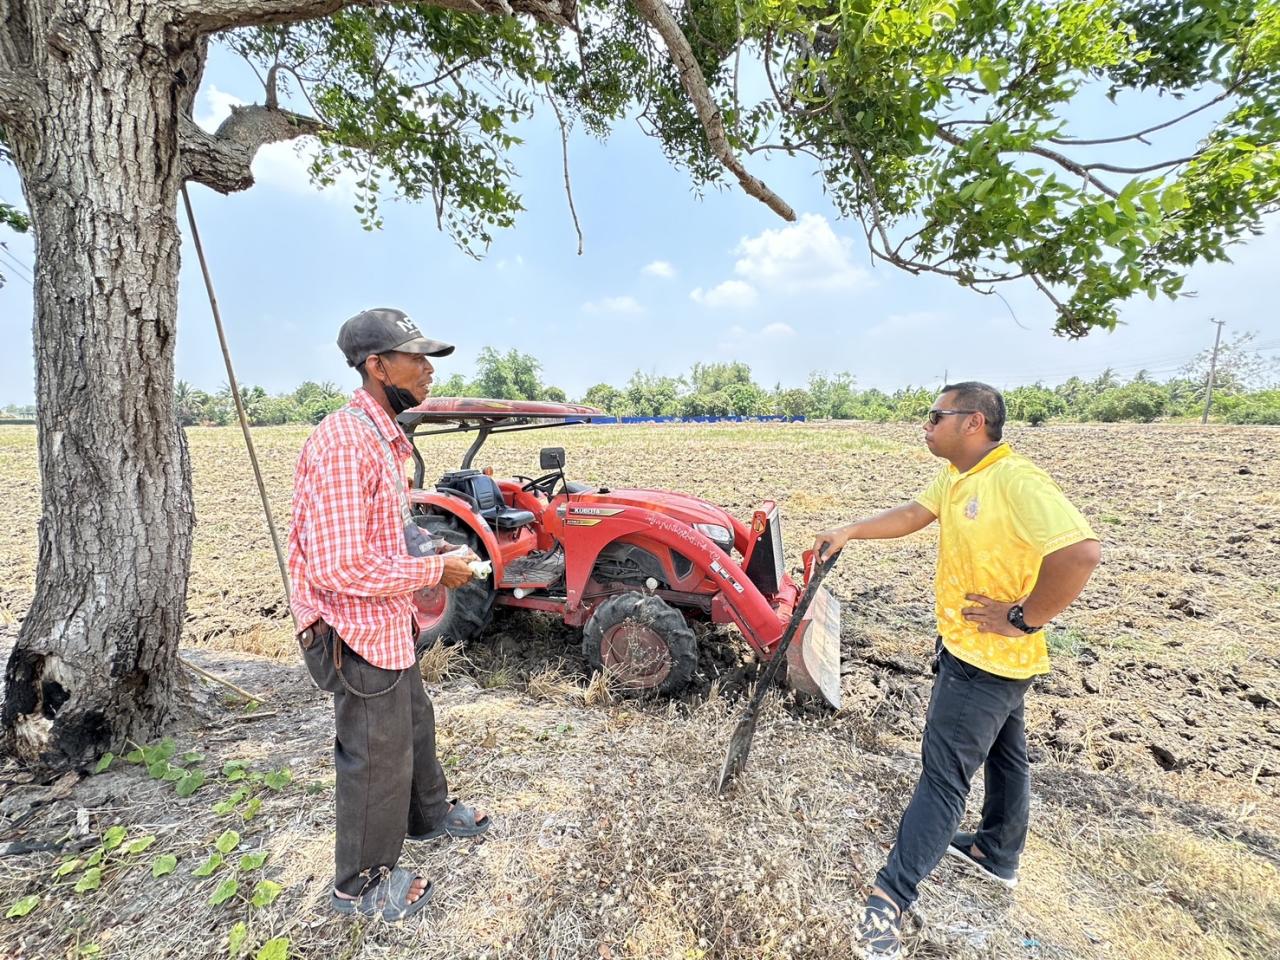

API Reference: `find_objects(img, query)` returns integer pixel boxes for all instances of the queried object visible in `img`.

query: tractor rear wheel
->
[583,592,696,697]
[413,513,495,655]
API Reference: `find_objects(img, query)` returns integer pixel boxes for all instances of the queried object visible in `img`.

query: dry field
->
[1,420,1278,960]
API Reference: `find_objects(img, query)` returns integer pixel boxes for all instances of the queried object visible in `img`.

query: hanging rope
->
[180,183,294,620]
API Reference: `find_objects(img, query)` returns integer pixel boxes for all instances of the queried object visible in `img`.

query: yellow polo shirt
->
[915,443,1096,679]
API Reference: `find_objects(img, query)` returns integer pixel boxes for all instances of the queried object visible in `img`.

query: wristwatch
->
[1006,603,1041,634]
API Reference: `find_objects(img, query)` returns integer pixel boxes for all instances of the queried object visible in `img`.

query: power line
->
[0,247,33,284]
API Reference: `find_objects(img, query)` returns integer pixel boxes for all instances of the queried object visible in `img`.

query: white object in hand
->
[468,559,493,580]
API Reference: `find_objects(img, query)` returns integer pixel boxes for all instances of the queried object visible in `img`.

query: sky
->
[2,43,1278,406]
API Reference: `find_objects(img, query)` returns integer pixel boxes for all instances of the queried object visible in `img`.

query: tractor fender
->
[559,504,783,654]
[408,490,506,581]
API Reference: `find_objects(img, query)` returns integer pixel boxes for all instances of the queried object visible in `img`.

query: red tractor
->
[399,398,841,707]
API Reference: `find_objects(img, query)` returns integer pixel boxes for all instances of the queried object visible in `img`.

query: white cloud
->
[690,280,758,309]
[582,295,644,315]
[643,260,676,278]
[867,311,947,338]
[732,212,869,292]
[196,86,356,202]
[716,321,796,353]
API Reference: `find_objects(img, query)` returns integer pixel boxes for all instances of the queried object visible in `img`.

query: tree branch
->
[630,0,796,223]
[180,104,325,193]
[934,126,1119,199]
[170,0,576,37]
[1084,156,1197,174]
[545,83,583,255]
[1050,88,1235,146]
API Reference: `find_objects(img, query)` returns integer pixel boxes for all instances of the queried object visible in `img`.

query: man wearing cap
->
[289,307,492,922]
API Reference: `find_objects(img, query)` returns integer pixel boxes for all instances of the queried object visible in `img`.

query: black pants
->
[875,645,1033,911]
[301,625,452,896]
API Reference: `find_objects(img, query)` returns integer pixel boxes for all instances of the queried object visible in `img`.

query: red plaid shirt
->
[288,388,443,669]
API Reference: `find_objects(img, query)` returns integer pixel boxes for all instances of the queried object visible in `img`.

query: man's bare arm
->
[1021,539,1102,626]
[963,538,1102,636]
[813,502,937,561]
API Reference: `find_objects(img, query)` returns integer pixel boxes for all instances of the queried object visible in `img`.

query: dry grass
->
[1,420,1278,960]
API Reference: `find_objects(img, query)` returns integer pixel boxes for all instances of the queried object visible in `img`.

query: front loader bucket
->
[785,585,842,708]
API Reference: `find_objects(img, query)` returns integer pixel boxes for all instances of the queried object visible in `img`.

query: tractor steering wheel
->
[519,472,562,496]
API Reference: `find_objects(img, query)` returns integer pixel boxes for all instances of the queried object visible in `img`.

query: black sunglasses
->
[926,409,978,425]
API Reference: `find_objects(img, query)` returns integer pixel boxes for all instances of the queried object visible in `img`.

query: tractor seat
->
[437,470,535,531]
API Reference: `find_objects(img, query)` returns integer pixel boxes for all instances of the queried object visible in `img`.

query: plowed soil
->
[0,420,1277,960]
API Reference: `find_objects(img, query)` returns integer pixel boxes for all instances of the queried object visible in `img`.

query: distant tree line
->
[2,334,1276,427]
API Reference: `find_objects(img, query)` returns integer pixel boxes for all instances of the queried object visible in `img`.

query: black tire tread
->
[582,592,696,697]
[414,513,496,652]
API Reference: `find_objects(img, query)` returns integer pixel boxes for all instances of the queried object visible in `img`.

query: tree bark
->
[1,1,200,765]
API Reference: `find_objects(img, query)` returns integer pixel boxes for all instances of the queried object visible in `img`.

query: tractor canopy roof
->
[397,397,611,433]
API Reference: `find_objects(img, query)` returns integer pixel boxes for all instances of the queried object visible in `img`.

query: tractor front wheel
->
[583,592,696,697]
[413,513,495,654]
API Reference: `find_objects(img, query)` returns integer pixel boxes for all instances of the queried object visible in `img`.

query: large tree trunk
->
[1,3,200,766]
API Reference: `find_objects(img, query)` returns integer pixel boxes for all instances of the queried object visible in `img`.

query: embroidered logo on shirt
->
[965,496,980,520]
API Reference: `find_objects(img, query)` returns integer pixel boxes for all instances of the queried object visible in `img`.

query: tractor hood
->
[574,488,737,536]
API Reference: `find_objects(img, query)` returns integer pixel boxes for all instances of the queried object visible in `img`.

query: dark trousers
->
[875,645,1033,911]
[301,625,452,896]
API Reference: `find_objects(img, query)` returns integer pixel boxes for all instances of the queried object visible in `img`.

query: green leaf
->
[1161,184,1189,214]
[212,787,248,814]
[255,936,290,960]
[223,760,248,778]
[250,879,283,908]
[241,797,263,822]
[182,751,205,765]
[152,854,178,878]
[124,749,145,764]
[148,760,173,780]
[209,877,240,906]
[176,769,206,798]
[85,848,104,868]
[54,858,83,878]
[5,894,39,919]
[93,753,114,774]
[74,867,103,893]
[239,852,269,872]
[215,830,241,854]
[193,853,224,877]
[227,921,249,958]
[102,826,127,850]
[977,62,1001,95]
[263,769,292,792]
[123,835,157,855]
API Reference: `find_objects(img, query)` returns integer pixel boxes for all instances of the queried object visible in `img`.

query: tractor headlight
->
[693,523,734,552]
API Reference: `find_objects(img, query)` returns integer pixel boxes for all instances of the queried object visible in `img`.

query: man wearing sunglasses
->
[288,308,491,922]
[813,382,1100,959]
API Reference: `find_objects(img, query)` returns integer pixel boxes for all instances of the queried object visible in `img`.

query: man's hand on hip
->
[962,594,1025,637]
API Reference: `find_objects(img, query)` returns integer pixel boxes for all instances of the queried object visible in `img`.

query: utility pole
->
[1201,318,1226,424]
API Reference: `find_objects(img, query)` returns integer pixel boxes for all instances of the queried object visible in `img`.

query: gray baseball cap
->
[337,307,455,367]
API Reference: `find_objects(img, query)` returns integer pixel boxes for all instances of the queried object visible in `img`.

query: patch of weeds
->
[534,722,575,742]
[121,737,207,798]
[213,761,292,822]
[47,825,165,899]
[1047,627,1087,658]
[482,661,516,690]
